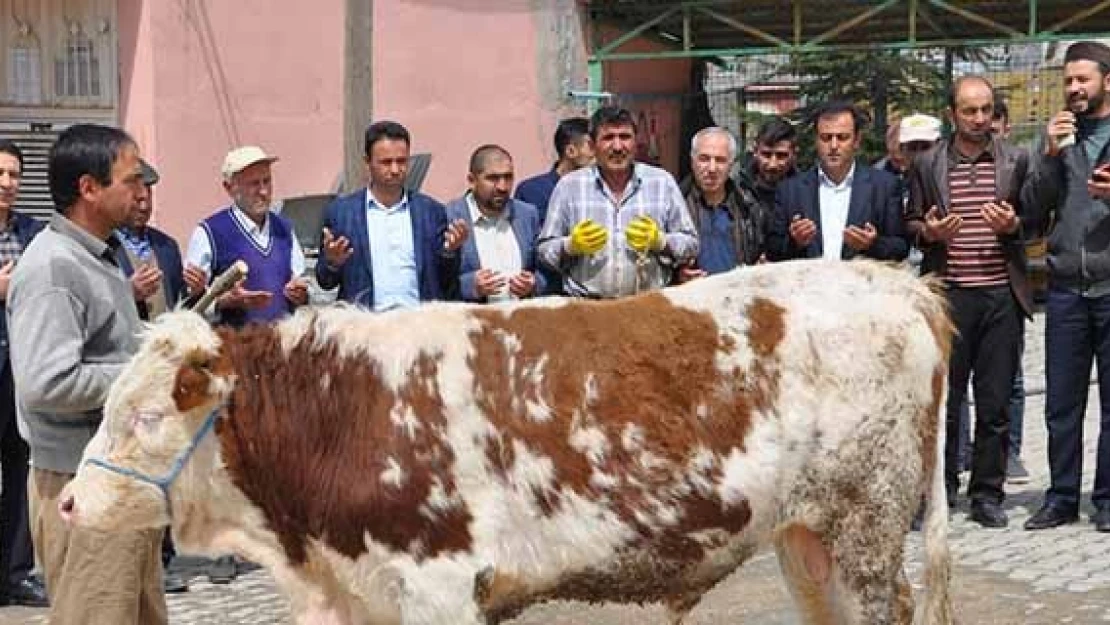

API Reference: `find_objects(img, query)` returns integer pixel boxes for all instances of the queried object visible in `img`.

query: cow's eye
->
[129,411,165,432]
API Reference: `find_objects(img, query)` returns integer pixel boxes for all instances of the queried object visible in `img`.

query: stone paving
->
[2,312,1109,623]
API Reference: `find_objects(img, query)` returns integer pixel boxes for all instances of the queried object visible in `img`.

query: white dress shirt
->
[467,193,522,303]
[818,163,855,261]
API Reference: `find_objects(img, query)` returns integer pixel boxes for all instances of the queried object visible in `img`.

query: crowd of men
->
[0,38,1108,625]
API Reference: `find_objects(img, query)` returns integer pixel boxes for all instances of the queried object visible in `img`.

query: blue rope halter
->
[83,404,224,517]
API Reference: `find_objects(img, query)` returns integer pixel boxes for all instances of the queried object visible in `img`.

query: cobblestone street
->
[2,312,1108,624]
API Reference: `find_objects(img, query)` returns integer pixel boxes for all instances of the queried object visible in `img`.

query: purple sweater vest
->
[201,208,294,326]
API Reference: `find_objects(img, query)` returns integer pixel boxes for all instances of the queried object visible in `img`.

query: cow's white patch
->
[622,423,645,451]
[380,457,405,489]
[389,404,422,440]
[569,426,609,464]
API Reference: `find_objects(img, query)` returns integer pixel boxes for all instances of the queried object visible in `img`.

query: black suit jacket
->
[0,212,44,377]
[767,163,908,262]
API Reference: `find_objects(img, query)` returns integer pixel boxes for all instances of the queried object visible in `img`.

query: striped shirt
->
[946,158,1008,287]
[537,163,698,299]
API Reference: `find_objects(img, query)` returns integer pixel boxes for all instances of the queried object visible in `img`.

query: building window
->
[6,21,43,105]
[53,22,99,99]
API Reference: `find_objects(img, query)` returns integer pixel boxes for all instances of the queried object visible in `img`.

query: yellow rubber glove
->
[625,215,664,253]
[568,219,609,256]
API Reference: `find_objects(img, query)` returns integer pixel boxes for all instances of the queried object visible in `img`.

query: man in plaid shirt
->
[537,106,698,298]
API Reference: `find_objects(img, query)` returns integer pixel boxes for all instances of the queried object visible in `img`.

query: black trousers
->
[944,286,1024,505]
[0,363,34,588]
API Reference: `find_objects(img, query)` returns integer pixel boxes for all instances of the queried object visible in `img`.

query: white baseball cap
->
[221,146,278,179]
[899,114,942,144]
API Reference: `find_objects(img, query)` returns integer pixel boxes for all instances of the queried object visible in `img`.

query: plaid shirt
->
[537,163,697,298]
[0,213,24,266]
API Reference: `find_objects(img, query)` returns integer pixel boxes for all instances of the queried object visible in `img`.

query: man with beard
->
[445,145,544,302]
[1023,41,1110,532]
[538,105,697,299]
[676,127,766,282]
[741,117,797,213]
[766,101,906,262]
[905,76,1032,528]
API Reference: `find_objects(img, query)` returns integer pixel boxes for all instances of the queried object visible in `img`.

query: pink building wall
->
[115,1,589,245]
[371,2,587,204]
[117,0,344,243]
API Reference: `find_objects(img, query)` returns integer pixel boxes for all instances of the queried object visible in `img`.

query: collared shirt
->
[818,162,855,260]
[365,190,419,312]
[117,226,153,263]
[514,166,561,225]
[696,201,739,275]
[467,193,522,303]
[0,211,23,267]
[537,163,698,299]
[185,205,306,277]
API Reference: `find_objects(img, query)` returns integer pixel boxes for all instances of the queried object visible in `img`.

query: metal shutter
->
[1,119,70,222]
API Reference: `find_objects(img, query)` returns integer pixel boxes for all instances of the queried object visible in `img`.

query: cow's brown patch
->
[172,349,233,413]
[469,293,781,561]
[213,322,472,565]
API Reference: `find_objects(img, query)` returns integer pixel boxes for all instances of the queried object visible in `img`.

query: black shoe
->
[1024,503,1079,530]
[163,570,189,594]
[3,575,49,608]
[969,501,1008,528]
[1093,507,1110,533]
[207,555,237,584]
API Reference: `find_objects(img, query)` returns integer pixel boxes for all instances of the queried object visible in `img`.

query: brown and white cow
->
[60,259,952,625]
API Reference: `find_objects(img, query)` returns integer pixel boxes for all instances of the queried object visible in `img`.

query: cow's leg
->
[395,559,487,625]
[774,522,837,624]
[824,503,911,625]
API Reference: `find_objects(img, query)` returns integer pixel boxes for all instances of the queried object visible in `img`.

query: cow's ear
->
[172,363,211,413]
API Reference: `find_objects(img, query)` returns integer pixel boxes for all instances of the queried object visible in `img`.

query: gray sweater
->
[7,214,141,474]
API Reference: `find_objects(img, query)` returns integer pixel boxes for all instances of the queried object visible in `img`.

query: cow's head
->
[59,311,235,531]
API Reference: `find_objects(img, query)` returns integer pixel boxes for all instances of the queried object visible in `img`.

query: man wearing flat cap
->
[117,160,200,322]
[185,146,309,326]
[1023,40,1110,532]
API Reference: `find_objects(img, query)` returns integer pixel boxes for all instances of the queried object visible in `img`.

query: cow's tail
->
[910,276,954,625]
[916,277,953,625]
[917,380,952,625]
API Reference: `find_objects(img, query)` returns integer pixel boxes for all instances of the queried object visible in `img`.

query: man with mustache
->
[766,101,906,262]
[905,76,1032,528]
[676,127,767,282]
[445,145,545,302]
[537,106,697,299]
[1023,41,1110,532]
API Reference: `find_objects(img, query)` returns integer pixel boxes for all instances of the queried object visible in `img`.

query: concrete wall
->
[117,0,344,243]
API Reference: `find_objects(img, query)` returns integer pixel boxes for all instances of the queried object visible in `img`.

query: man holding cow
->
[7,124,167,624]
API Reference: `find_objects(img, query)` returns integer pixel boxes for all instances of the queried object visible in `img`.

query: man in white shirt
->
[766,102,907,262]
[185,146,309,326]
[445,145,545,302]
